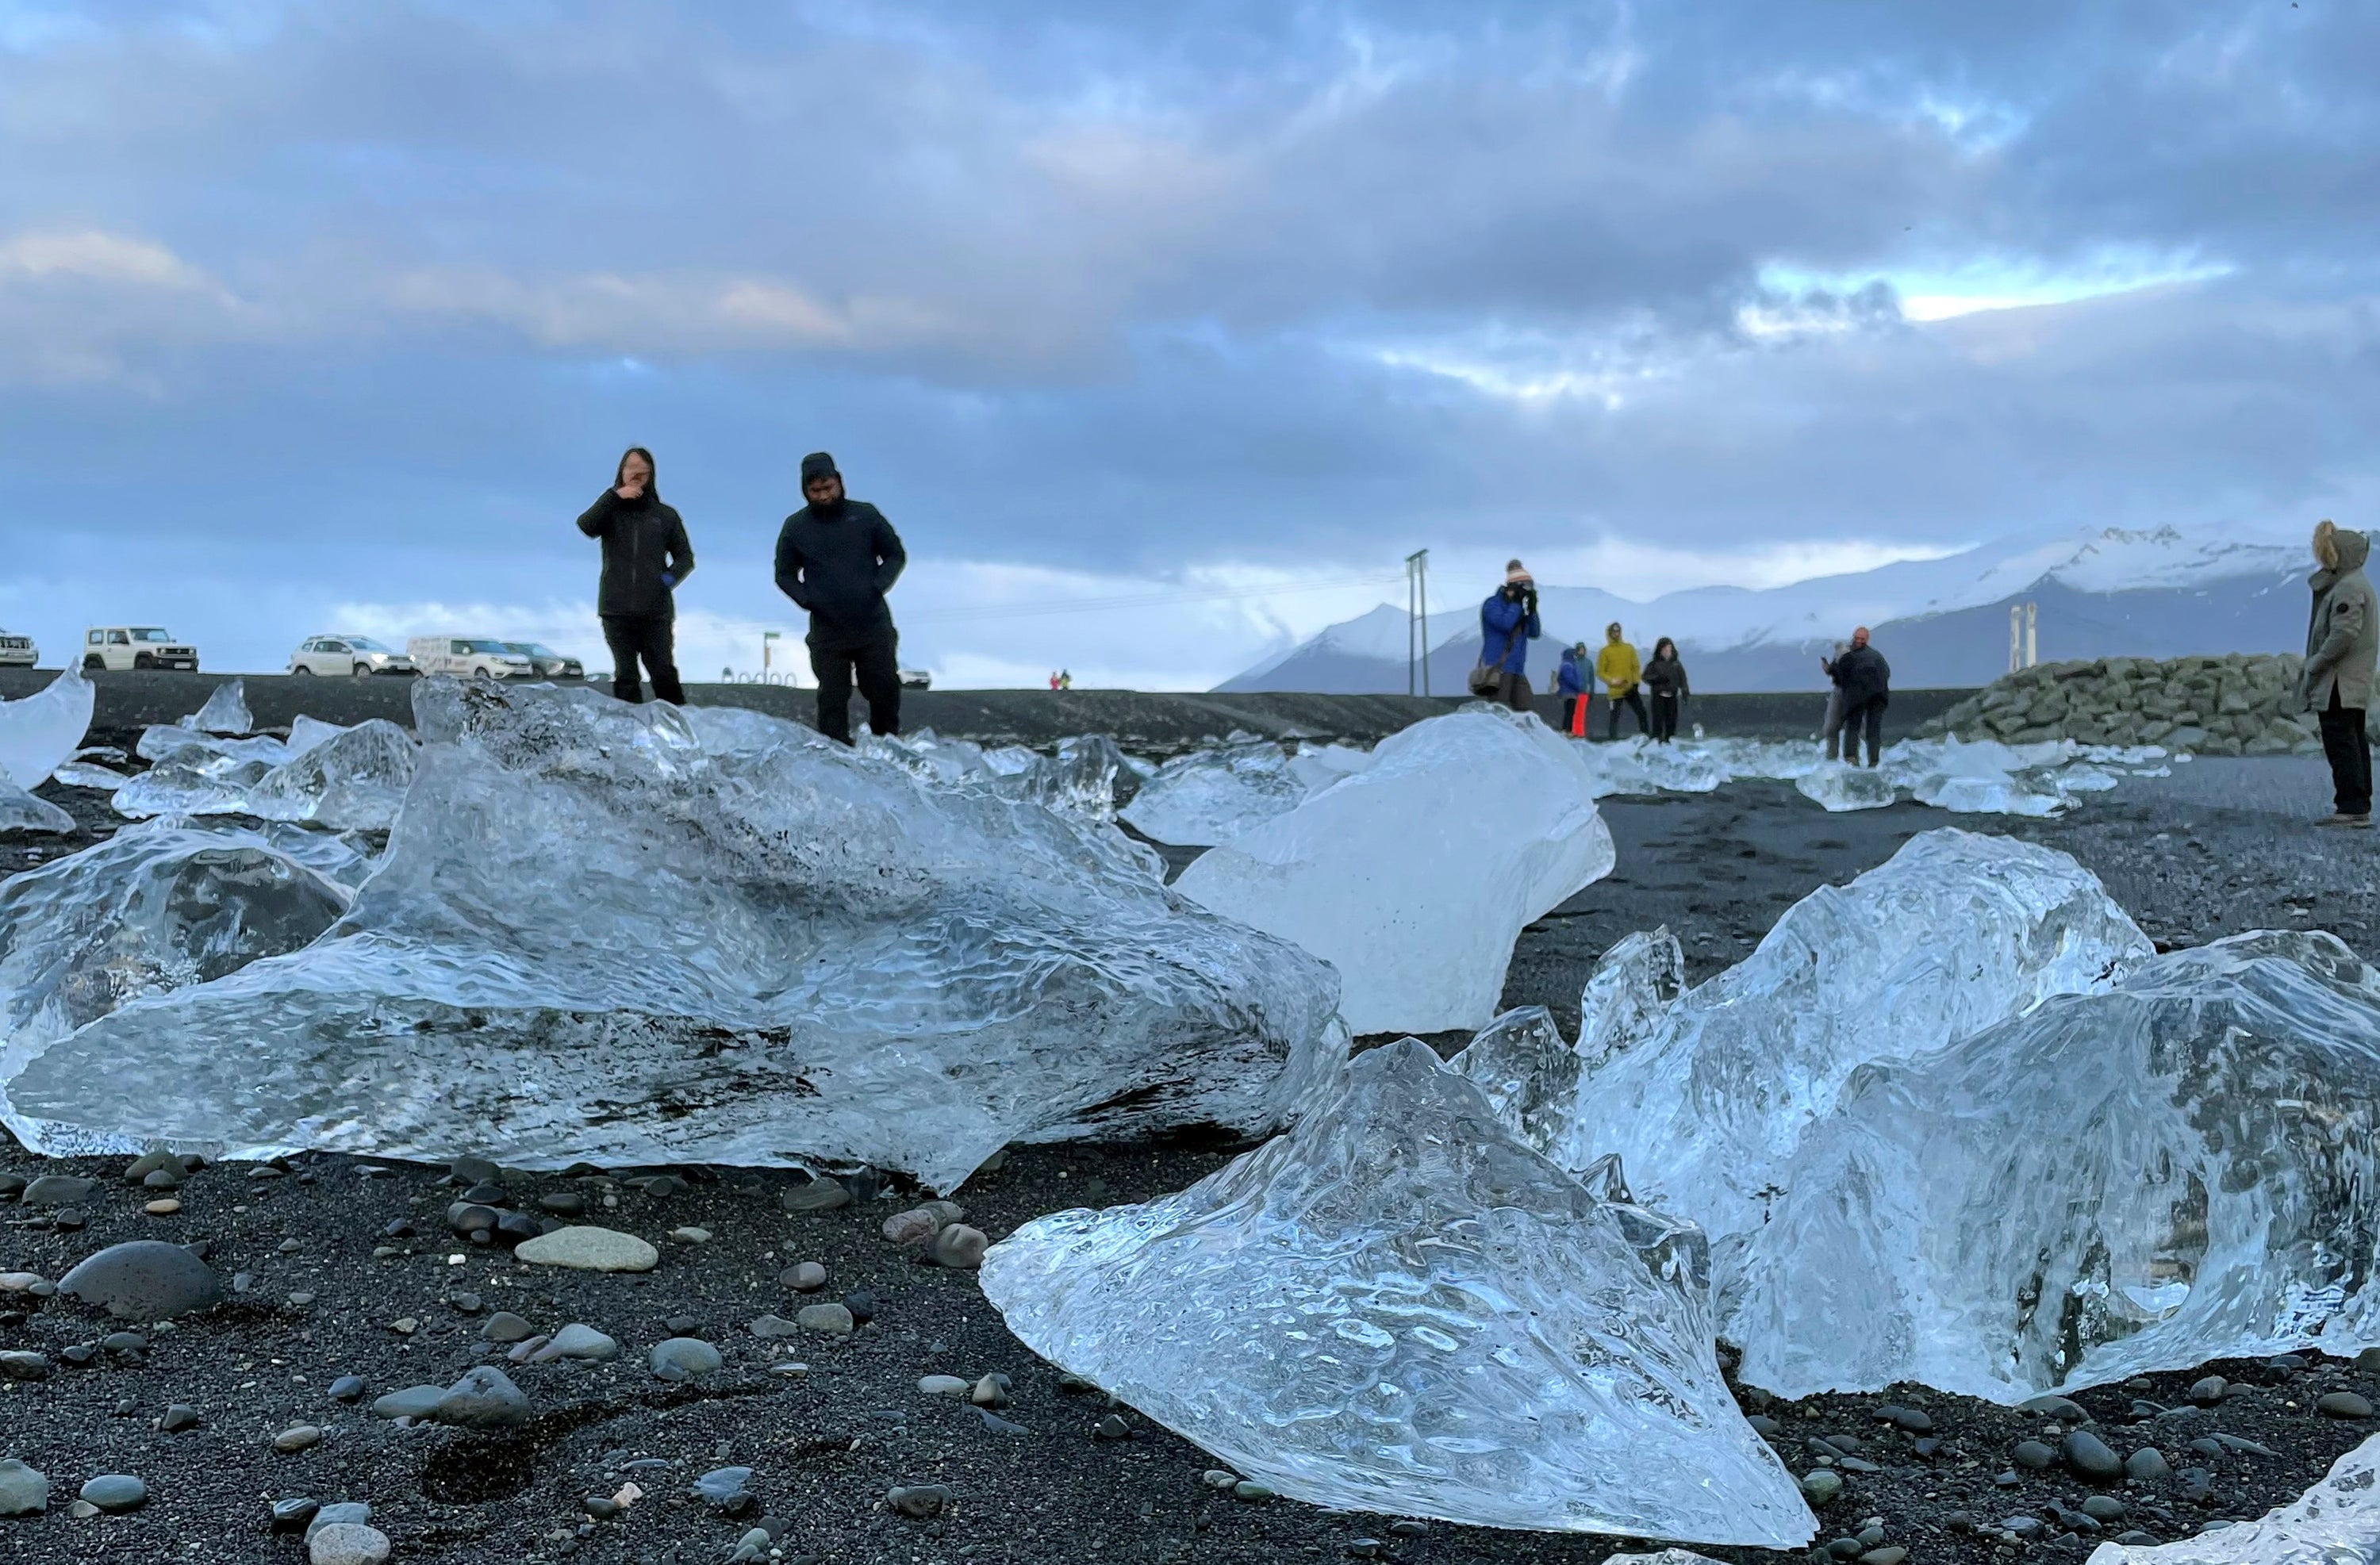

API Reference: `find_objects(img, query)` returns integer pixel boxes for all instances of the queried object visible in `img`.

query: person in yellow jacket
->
[1596,623,1648,739]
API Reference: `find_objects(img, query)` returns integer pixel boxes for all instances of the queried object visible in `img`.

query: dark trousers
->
[1493,669,1534,715]
[1841,696,1886,766]
[2320,688,2371,815]
[811,630,902,745]
[1650,691,1679,742]
[601,614,683,705]
[1606,689,1649,738]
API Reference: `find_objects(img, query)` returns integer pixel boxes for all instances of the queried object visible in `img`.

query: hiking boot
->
[2318,811,2373,828]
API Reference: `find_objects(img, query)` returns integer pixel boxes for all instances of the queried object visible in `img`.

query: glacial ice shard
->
[181,678,252,735]
[9,682,1344,1187]
[1285,741,1372,795]
[1176,710,1615,1034]
[1794,762,1899,811]
[0,668,95,792]
[112,721,414,830]
[1489,831,2150,1264]
[1119,740,1307,846]
[52,761,127,792]
[2083,1432,2380,1563]
[1730,930,2380,1402]
[0,821,353,1154]
[0,785,74,836]
[1571,737,1727,800]
[980,1039,1814,1546]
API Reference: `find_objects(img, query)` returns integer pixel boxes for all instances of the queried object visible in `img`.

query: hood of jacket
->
[2317,528,2372,589]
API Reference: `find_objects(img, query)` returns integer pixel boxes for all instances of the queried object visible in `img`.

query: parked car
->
[405,636,536,680]
[289,635,416,677]
[502,642,585,680]
[899,668,933,690]
[83,626,198,672]
[0,631,35,668]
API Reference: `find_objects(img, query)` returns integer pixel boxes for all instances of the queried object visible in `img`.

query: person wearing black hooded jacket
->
[577,445,694,704]
[1825,627,1891,766]
[774,451,908,743]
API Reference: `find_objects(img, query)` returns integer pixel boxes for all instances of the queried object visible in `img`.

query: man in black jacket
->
[577,446,694,704]
[1825,626,1891,767]
[774,451,908,743]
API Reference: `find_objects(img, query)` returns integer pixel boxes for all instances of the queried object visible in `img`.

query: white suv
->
[83,626,198,672]
[0,631,34,668]
[407,636,536,680]
[290,635,416,677]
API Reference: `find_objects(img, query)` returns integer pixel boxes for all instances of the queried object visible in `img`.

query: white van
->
[406,637,536,680]
[83,626,199,672]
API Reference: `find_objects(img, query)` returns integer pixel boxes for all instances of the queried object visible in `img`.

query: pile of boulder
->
[1917,654,2324,757]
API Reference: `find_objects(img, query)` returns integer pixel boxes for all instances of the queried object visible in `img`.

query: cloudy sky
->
[3,1,2374,687]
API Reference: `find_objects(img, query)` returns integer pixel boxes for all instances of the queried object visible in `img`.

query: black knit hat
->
[800,451,839,485]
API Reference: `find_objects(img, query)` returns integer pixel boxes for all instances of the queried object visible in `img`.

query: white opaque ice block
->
[10,681,1345,1187]
[981,1039,1814,1548]
[1175,710,1614,1034]
[1733,930,2380,1402]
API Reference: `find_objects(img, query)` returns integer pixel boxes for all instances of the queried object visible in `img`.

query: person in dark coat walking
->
[1825,627,1891,766]
[1643,637,1689,743]
[1476,562,1541,714]
[774,451,908,744]
[577,446,694,705]
[2301,519,2379,826]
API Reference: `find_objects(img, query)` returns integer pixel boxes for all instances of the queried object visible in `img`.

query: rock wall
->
[1916,654,2323,757]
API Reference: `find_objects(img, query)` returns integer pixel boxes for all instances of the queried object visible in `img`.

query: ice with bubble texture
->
[1479,830,2151,1271]
[180,677,253,735]
[0,667,94,792]
[10,681,1345,1187]
[980,1038,1814,1547]
[113,720,416,830]
[1176,709,1614,1034]
[0,820,353,1155]
[1732,930,2380,1402]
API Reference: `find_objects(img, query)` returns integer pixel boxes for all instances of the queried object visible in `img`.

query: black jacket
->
[1643,654,1689,697]
[1829,644,1891,707]
[774,499,907,642]
[577,491,694,619]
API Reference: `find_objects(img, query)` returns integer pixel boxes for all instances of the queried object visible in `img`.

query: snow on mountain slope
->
[1218,526,2309,693]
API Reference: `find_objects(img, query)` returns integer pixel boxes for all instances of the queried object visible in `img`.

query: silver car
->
[502,642,585,680]
[290,635,416,677]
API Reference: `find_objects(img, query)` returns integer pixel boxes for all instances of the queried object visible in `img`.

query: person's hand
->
[615,479,645,501]
[661,571,677,589]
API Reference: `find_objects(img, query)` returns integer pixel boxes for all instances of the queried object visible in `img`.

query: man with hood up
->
[2301,519,2378,827]
[577,445,694,705]
[774,451,908,744]
[1556,642,1589,736]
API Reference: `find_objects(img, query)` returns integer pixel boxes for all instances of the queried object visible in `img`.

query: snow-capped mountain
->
[1217,526,2311,693]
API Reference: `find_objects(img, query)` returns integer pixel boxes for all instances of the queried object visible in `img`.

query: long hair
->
[614,446,659,501]
[1653,636,1677,661]
[2316,518,2340,570]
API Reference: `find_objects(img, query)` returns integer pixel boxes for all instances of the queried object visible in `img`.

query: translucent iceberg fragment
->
[9,683,1344,1187]
[1119,740,1305,846]
[1449,1005,1574,1152]
[980,1039,1813,1547]
[1571,737,1728,800]
[52,761,127,792]
[0,821,353,1154]
[285,715,350,758]
[238,719,417,830]
[1732,930,2380,1402]
[1794,762,1899,811]
[181,678,253,735]
[1176,710,1615,1034]
[0,668,94,791]
[0,785,75,836]
[1285,741,1372,794]
[1499,831,2150,1263]
[678,701,830,758]
[2083,1432,2380,1563]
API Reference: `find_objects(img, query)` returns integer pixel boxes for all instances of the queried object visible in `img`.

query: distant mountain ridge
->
[1216,526,2310,694]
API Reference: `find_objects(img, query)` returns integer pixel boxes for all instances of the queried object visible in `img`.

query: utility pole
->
[2025,600,2037,669]
[762,630,781,682]
[1405,548,1431,696]
[2007,601,2040,673]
